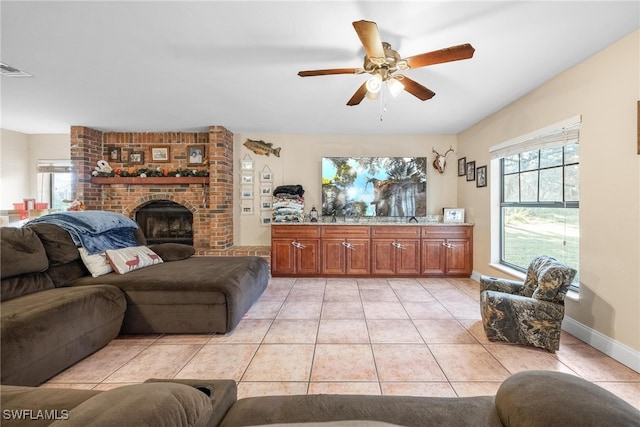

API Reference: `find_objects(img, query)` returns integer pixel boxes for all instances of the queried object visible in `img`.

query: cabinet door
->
[345,238,371,275]
[421,238,446,275]
[445,239,471,276]
[371,239,396,275]
[393,239,421,275]
[322,239,347,275]
[296,239,321,275]
[271,239,297,275]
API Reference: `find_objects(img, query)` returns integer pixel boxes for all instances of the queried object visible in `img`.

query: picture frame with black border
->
[476,165,487,187]
[150,146,170,163]
[466,160,476,181]
[458,157,466,176]
[443,208,465,223]
[129,151,144,165]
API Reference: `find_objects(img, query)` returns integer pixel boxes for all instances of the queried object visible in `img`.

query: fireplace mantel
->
[91,177,209,185]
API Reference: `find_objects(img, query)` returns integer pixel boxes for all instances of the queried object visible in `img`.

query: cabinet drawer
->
[421,226,472,239]
[371,226,420,239]
[321,225,371,238]
[271,225,320,238]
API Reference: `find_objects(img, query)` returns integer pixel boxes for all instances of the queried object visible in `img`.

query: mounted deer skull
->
[432,147,454,174]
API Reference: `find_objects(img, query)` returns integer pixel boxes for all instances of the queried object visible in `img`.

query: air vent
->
[0,63,32,77]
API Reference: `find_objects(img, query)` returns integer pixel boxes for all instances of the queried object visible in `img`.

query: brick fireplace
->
[69,125,239,255]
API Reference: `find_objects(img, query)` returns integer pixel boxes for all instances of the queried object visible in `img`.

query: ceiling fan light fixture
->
[365,74,382,94]
[387,78,405,97]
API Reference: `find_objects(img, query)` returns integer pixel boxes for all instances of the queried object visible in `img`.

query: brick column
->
[70,126,103,210]
[208,125,234,249]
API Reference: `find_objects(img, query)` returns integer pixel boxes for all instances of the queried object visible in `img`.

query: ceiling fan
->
[297,20,475,106]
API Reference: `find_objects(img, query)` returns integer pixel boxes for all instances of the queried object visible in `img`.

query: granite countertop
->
[272,221,474,226]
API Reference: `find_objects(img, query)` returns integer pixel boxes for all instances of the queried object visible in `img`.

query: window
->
[36,161,72,210]
[491,118,580,289]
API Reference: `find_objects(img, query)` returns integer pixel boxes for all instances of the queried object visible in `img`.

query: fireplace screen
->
[135,201,193,246]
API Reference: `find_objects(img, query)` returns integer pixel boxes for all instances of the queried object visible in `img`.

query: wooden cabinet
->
[271,225,321,276]
[271,224,473,277]
[321,226,370,275]
[370,226,421,276]
[421,226,473,277]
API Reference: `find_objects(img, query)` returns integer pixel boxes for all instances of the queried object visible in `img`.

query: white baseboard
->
[470,271,640,373]
[561,316,640,373]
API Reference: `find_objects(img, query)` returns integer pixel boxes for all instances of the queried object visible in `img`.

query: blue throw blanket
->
[28,211,139,255]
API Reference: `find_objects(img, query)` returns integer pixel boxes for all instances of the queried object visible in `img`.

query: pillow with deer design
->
[105,246,163,275]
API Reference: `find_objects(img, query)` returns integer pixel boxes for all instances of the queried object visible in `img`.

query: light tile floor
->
[43,277,640,409]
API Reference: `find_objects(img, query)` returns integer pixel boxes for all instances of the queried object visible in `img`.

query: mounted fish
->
[243,139,281,157]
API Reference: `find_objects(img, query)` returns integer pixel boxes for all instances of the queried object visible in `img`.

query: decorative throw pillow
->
[532,262,577,302]
[78,247,113,277]
[521,255,558,297]
[105,246,163,274]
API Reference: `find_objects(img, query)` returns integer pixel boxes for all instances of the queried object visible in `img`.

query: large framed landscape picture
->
[322,157,427,217]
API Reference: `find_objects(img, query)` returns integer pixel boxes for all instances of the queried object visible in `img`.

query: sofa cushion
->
[78,247,113,277]
[0,227,49,279]
[532,262,577,302]
[1,272,55,302]
[49,383,213,427]
[106,245,163,274]
[26,222,80,265]
[148,243,195,261]
[496,370,640,427]
[1,285,126,386]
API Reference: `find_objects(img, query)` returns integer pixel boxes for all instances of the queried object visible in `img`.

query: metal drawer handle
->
[441,242,454,249]
[392,241,405,250]
[291,241,306,249]
[342,241,356,250]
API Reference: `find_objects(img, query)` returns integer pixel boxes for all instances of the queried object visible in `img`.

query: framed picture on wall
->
[129,151,144,165]
[108,146,121,162]
[466,160,476,181]
[187,145,205,166]
[240,188,254,200]
[241,205,254,215]
[260,216,272,226]
[476,165,487,187]
[150,146,170,162]
[458,157,466,177]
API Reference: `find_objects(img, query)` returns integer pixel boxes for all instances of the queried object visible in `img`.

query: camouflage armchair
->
[480,256,577,352]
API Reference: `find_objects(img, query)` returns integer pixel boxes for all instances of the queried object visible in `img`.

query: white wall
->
[457,30,640,352]
[0,130,70,209]
[232,133,459,246]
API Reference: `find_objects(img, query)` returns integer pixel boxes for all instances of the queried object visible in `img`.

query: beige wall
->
[232,133,459,246]
[457,30,640,351]
[0,129,70,209]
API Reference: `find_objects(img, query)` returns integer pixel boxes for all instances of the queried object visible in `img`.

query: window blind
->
[489,116,581,160]
[36,160,71,173]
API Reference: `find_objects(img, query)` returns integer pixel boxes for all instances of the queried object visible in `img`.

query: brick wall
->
[71,125,234,253]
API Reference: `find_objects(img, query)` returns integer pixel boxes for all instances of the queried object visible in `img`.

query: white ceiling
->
[1,1,638,136]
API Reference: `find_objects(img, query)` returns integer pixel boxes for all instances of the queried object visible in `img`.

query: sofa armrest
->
[144,378,237,427]
[480,275,524,295]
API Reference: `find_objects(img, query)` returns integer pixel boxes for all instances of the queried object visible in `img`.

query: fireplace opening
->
[135,201,193,246]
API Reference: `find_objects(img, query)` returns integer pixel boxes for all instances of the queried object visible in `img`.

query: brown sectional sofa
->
[0,222,270,386]
[1,371,638,426]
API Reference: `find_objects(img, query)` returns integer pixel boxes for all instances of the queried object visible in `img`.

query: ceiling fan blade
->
[298,68,362,77]
[396,75,436,101]
[352,20,385,60]
[404,43,475,69]
[346,82,368,106]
